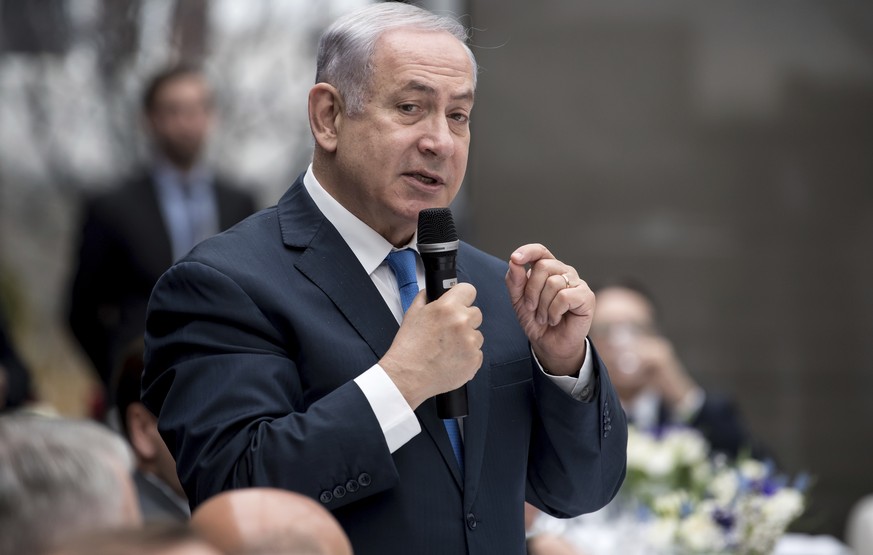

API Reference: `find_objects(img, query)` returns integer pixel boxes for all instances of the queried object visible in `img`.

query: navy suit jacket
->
[142,175,627,555]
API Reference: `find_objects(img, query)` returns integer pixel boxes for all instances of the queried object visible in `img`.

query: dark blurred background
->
[1,0,871,542]
[466,0,873,540]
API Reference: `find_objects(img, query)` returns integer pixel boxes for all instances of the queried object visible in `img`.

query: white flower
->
[646,517,679,550]
[644,448,676,477]
[738,459,767,481]
[762,488,805,526]
[677,509,726,552]
[691,458,713,487]
[652,491,688,518]
[710,469,740,505]
[666,428,709,466]
[626,429,658,471]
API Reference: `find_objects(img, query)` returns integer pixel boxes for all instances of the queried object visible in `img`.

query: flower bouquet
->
[623,425,807,555]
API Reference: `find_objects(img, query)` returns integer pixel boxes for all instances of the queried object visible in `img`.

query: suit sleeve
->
[525,346,628,518]
[142,260,401,509]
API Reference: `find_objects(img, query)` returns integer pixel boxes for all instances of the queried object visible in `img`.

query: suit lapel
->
[416,399,465,489]
[136,175,175,272]
[297,242,399,359]
[278,179,398,360]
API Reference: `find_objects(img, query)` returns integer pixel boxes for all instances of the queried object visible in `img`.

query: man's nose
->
[418,116,455,159]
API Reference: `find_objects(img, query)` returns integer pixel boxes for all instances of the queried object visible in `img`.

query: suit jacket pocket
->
[489,357,533,389]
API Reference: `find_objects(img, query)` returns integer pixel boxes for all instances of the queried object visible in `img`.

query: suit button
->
[466,513,478,530]
[358,473,371,487]
[319,490,333,504]
[333,485,346,498]
[604,431,610,438]
[605,424,612,431]
[346,479,359,493]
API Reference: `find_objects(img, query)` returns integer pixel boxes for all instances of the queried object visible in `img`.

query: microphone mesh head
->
[417,208,458,244]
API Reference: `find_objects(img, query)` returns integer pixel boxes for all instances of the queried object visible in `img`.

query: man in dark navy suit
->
[142,4,627,554]
[68,65,256,389]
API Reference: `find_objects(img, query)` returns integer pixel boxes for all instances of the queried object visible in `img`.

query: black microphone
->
[417,207,468,419]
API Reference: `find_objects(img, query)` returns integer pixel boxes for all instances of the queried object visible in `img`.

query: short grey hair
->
[315,2,477,115]
[0,415,137,555]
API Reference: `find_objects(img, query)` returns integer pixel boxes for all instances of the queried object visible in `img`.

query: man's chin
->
[163,148,202,170]
[408,194,456,213]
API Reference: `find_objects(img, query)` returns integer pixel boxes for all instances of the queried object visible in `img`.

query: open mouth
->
[405,172,440,185]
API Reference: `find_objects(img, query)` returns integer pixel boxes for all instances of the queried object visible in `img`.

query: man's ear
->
[126,402,159,460]
[309,83,345,153]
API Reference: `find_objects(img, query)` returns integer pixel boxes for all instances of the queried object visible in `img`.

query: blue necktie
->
[386,249,465,477]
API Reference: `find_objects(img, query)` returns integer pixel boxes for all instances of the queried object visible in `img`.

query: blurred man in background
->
[0,415,141,555]
[591,282,753,457]
[68,65,256,402]
[113,339,189,523]
[191,488,353,555]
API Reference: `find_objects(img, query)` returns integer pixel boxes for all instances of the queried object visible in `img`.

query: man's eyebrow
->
[402,80,435,94]
[401,80,474,102]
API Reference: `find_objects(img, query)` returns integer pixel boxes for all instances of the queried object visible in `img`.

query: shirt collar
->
[303,164,417,275]
[152,158,212,190]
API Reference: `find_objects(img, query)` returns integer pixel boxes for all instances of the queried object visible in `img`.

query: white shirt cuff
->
[533,338,595,401]
[354,365,421,453]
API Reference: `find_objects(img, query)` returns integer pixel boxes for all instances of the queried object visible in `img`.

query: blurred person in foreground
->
[190,488,353,555]
[590,282,753,458]
[48,523,220,555]
[68,64,257,401]
[141,3,626,554]
[847,495,873,555]
[0,304,33,412]
[113,339,189,522]
[0,415,141,555]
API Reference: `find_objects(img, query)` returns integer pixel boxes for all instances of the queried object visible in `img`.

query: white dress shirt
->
[302,165,593,453]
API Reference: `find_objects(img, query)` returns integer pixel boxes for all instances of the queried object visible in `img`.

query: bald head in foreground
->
[191,488,353,555]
